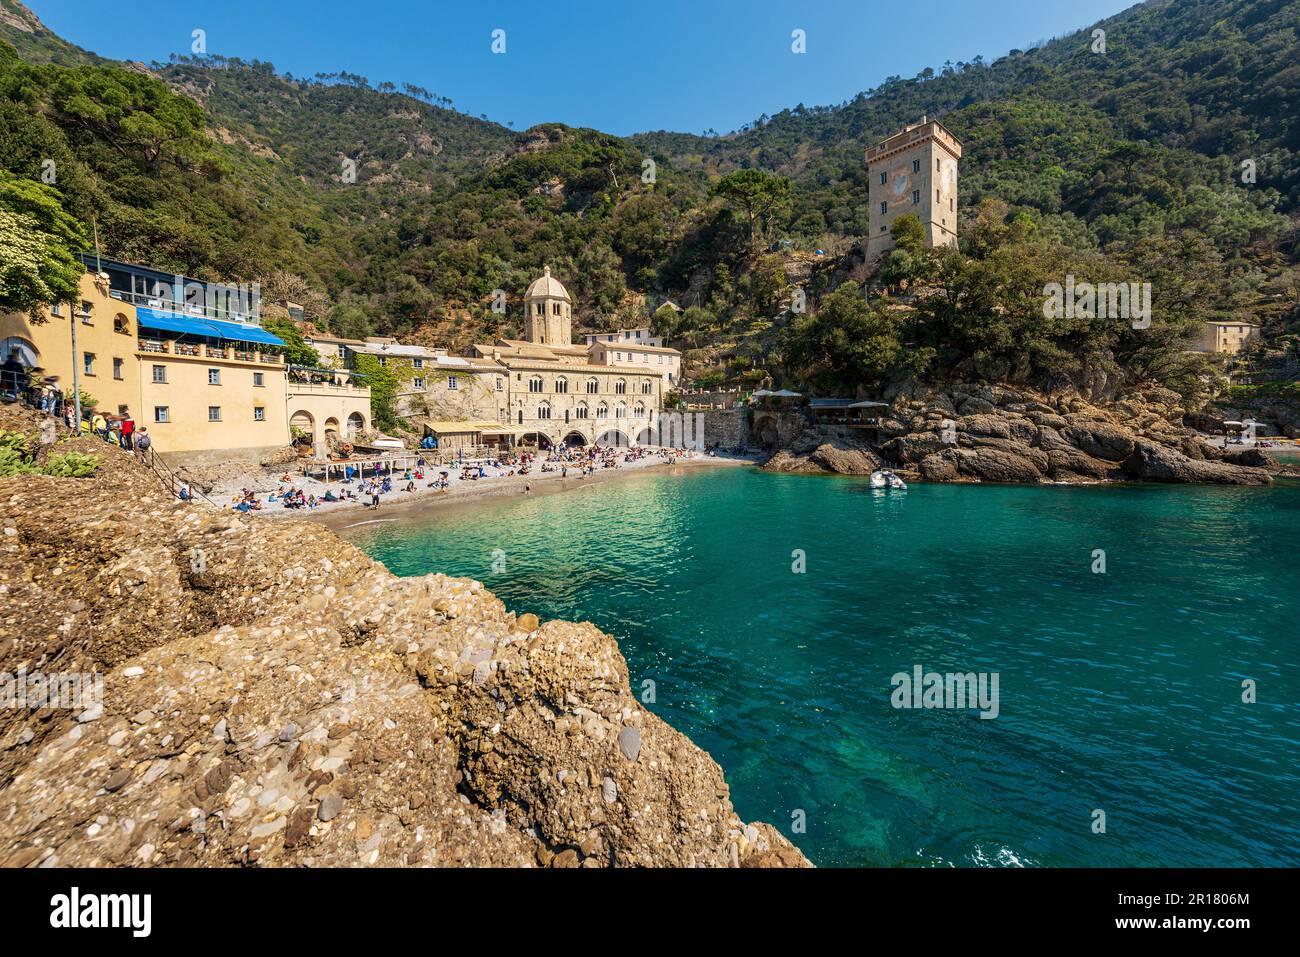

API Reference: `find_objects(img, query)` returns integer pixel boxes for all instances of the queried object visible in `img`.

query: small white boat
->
[870,469,908,490]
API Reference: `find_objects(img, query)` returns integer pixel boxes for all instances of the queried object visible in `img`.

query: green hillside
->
[2,0,1298,400]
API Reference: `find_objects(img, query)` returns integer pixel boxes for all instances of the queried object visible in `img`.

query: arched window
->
[615,379,627,395]
[555,376,568,394]
[537,402,551,420]
[529,375,543,393]
[585,377,599,394]
[616,402,627,418]
[114,313,130,334]
[640,380,652,394]
[633,402,646,418]
[575,402,589,419]
[596,402,608,419]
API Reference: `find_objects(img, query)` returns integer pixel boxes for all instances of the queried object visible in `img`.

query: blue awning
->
[207,318,285,347]
[136,308,223,338]
[134,309,285,347]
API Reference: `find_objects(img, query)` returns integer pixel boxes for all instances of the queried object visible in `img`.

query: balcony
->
[135,339,282,365]
[286,379,370,397]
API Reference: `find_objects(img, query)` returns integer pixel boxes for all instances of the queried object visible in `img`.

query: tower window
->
[879,172,887,185]
[937,158,941,171]
[880,202,887,215]
[912,159,921,173]
[912,190,920,205]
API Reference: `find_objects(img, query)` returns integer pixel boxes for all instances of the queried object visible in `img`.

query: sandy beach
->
[206,449,759,527]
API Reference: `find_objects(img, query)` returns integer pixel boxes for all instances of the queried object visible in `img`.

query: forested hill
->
[634,0,1300,244]
[2,0,1298,397]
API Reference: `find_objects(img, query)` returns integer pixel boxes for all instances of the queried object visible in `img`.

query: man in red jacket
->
[120,411,135,451]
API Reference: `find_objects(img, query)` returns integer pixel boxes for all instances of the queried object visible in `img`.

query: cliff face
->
[764,383,1273,486]
[0,409,807,868]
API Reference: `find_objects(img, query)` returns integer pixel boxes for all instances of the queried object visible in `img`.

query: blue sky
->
[28,0,1135,135]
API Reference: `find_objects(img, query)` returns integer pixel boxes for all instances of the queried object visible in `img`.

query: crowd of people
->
[226,441,704,514]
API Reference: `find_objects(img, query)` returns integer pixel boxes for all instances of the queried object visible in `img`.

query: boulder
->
[809,444,880,475]
[1045,448,1113,480]
[917,451,959,482]
[1061,421,1137,462]
[958,414,1011,440]
[881,433,945,464]
[952,446,1044,483]
[762,442,879,476]
[1220,447,1274,469]
[1123,441,1272,485]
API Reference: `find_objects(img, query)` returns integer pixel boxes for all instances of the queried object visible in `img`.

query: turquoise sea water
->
[341,468,1300,867]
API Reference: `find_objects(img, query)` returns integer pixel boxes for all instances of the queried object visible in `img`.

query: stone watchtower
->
[865,116,962,260]
[523,266,572,346]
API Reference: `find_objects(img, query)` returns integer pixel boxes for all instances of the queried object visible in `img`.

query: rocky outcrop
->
[1123,440,1271,485]
[0,409,807,868]
[762,432,880,476]
[867,382,1273,486]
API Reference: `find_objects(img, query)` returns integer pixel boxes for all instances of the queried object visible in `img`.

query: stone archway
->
[594,428,631,448]
[519,431,553,450]
[562,431,588,447]
[635,427,654,446]
[753,414,779,450]
[346,412,366,438]
[290,410,316,444]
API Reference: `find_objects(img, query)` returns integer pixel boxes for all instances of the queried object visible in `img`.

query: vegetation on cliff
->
[1,0,1297,397]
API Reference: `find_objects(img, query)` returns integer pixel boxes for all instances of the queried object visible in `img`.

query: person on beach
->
[178,480,191,502]
[371,488,381,508]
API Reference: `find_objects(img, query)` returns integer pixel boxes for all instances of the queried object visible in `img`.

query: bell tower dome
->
[523,266,572,346]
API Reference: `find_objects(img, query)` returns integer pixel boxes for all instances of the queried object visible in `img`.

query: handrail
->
[136,446,219,506]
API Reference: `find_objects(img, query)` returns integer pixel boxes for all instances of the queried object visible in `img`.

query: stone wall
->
[701,409,747,448]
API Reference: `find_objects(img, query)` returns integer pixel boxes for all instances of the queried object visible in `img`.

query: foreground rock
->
[764,382,1272,486]
[0,409,808,868]
[763,434,880,476]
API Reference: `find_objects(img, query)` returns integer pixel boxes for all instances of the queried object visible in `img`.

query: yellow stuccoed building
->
[465,267,681,449]
[1,258,368,465]
[1,271,141,419]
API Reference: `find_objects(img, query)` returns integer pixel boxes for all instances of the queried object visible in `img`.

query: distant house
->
[1189,321,1259,355]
